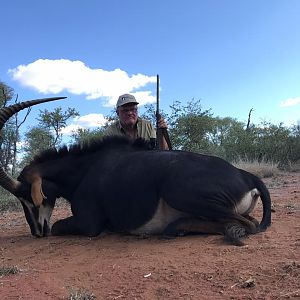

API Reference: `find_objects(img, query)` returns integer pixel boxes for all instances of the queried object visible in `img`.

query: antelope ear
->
[31,175,47,207]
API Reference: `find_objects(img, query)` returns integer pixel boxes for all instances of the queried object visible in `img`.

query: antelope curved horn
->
[0,96,67,195]
[0,168,21,196]
[0,97,67,130]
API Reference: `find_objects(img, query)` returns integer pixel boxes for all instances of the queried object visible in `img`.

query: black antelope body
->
[0,98,272,245]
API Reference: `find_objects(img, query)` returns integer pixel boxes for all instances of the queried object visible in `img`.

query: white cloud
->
[73,113,108,127]
[61,113,108,136]
[279,97,300,107]
[8,59,157,107]
[60,124,83,136]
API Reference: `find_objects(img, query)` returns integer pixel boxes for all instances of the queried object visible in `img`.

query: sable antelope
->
[0,98,272,245]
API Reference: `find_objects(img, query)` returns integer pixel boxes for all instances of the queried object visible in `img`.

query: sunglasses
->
[119,107,138,114]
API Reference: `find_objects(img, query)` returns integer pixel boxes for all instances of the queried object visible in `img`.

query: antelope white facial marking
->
[19,197,53,237]
[235,188,260,215]
[38,203,53,227]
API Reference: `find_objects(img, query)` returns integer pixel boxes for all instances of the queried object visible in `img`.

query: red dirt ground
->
[0,172,299,300]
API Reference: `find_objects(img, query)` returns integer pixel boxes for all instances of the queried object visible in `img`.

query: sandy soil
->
[0,172,299,300]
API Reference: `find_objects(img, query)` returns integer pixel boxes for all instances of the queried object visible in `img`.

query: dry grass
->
[233,159,280,178]
[0,189,21,212]
[0,265,21,276]
[281,160,300,172]
[0,194,69,213]
[68,288,96,300]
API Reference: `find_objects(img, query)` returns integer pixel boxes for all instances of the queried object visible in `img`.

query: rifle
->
[156,74,172,150]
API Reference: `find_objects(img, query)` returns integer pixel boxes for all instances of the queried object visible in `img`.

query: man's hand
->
[156,116,170,150]
[157,116,168,129]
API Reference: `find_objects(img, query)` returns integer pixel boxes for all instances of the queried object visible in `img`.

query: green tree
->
[167,99,213,152]
[205,117,245,159]
[20,126,54,166]
[255,122,297,164]
[289,122,300,163]
[20,106,80,166]
[0,82,35,175]
[220,120,256,161]
[0,82,15,171]
[37,107,79,147]
[72,127,105,144]
[0,83,26,176]
[0,81,14,107]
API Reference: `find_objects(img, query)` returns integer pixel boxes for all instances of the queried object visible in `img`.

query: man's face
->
[118,103,138,127]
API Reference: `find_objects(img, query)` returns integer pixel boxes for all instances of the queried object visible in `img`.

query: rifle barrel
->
[156,74,160,128]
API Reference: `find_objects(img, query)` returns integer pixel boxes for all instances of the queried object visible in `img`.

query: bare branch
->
[246,108,254,131]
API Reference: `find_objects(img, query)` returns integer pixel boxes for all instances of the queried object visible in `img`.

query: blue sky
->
[1,0,300,137]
